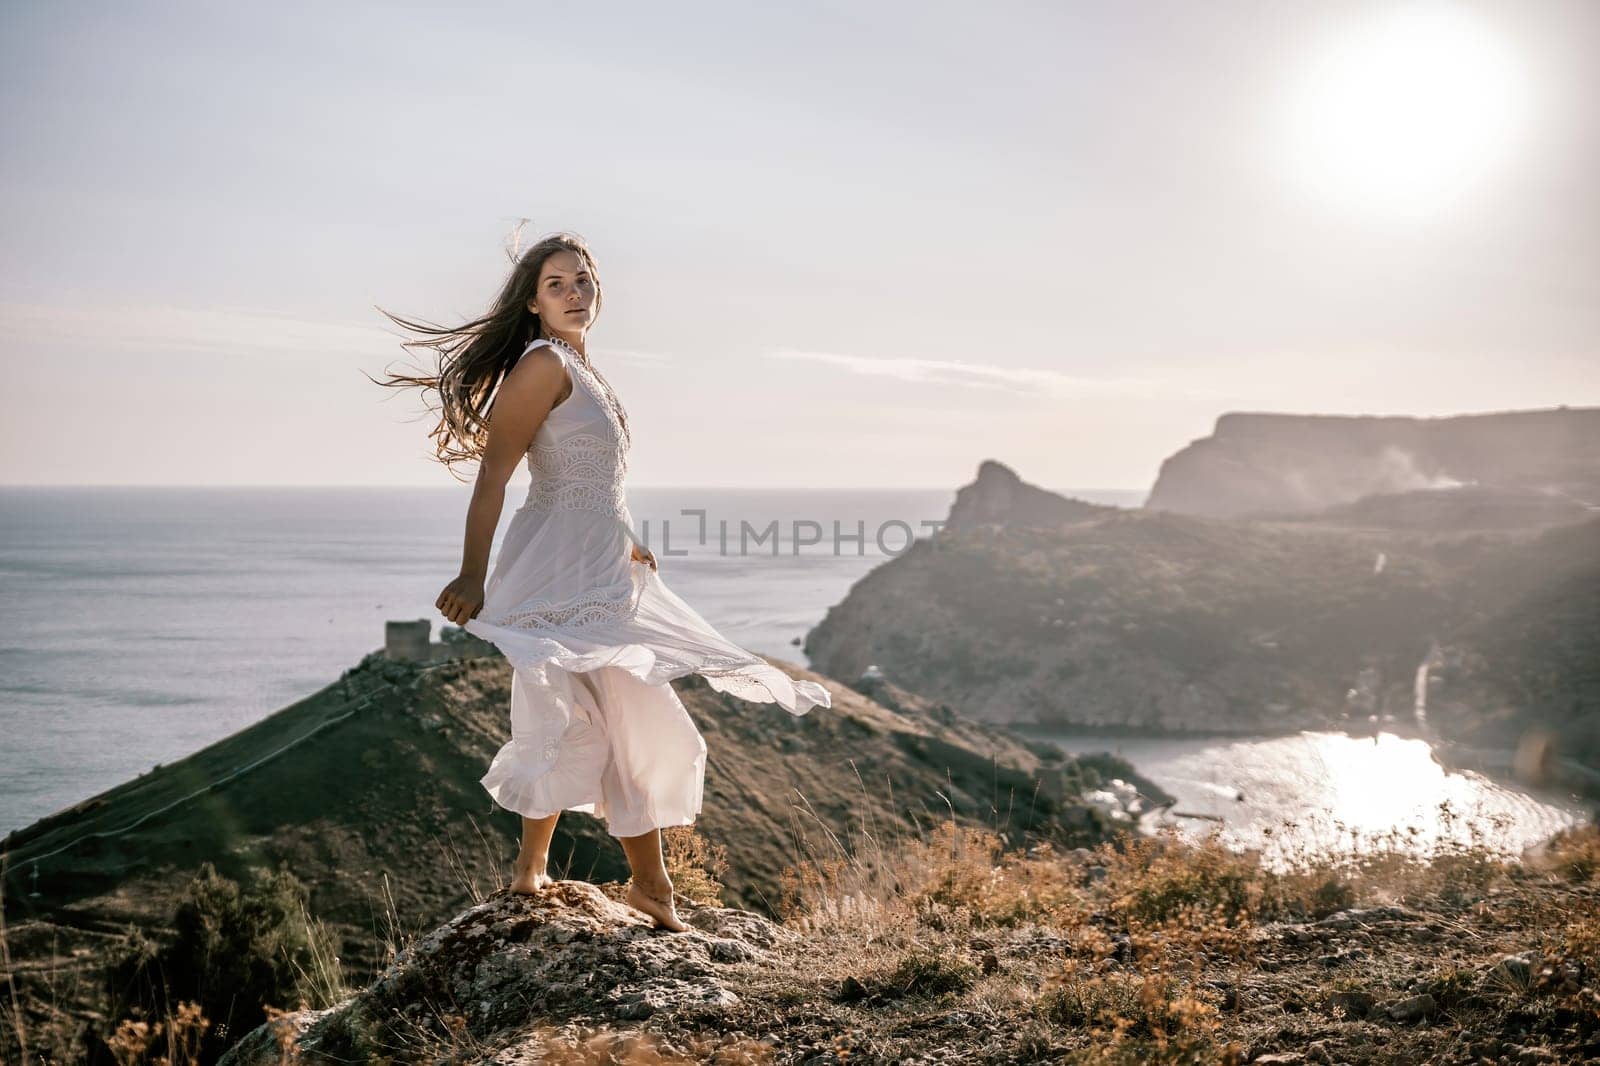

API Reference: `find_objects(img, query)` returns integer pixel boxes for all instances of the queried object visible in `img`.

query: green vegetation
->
[102,863,342,1064]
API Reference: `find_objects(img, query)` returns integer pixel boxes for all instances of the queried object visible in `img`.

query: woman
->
[375,229,831,931]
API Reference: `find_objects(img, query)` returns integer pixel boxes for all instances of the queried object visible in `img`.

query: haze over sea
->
[0,485,1584,858]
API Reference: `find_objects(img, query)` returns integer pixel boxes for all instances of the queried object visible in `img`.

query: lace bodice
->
[518,337,631,520]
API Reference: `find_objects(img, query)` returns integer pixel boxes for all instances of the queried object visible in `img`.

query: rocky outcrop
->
[1146,406,1600,520]
[945,459,1112,532]
[806,459,1600,768]
[219,882,791,1065]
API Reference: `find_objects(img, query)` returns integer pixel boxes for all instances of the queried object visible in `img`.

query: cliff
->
[945,459,1114,532]
[1145,405,1600,520]
[804,460,1600,786]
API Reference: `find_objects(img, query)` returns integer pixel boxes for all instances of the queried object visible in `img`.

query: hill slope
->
[2,643,1153,1016]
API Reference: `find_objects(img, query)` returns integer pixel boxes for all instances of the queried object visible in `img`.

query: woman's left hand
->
[630,543,657,571]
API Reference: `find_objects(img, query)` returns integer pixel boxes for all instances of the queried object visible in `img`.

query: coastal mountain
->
[1145,405,1600,519]
[804,459,1600,789]
[1421,515,1600,785]
[2,635,1155,1048]
[945,459,1113,532]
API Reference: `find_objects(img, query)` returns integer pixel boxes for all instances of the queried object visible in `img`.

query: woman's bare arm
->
[459,349,568,578]
[437,350,569,624]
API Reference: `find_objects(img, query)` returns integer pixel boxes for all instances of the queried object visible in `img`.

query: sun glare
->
[1283,2,1529,220]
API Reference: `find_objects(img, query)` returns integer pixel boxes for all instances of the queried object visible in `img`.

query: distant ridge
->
[1146,405,1600,519]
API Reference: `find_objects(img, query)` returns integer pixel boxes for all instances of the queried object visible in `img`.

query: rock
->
[944,460,1106,533]
[835,975,869,1003]
[218,882,781,1065]
[708,937,758,962]
[1485,952,1538,989]
[1317,948,1366,967]
[1252,1053,1306,1064]
[611,992,655,1020]
[799,1051,844,1066]
[1314,904,1420,931]
[215,1006,337,1065]
[1082,779,1145,823]
[1214,984,1239,1011]
[1386,992,1438,1023]
[1326,989,1375,1019]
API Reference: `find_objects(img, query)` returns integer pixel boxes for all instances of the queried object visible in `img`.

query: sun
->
[1282,2,1530,220]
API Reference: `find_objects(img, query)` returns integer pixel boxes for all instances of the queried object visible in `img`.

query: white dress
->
[463,335,831,835]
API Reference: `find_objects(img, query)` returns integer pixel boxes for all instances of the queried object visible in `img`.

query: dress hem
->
[462,617,832,717]
[479,738,707,838]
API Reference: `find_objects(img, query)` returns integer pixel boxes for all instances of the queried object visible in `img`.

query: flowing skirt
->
[479,659,707,837]
[463,503,829,833]
[463,505,831,715]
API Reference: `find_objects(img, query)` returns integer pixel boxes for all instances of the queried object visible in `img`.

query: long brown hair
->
[369,225,630,480]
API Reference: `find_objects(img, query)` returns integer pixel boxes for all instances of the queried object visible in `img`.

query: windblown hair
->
[369,225,630,480]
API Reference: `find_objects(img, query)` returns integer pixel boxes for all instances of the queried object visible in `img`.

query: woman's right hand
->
[437,574,485,626]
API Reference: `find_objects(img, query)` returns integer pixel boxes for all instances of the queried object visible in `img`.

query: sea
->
[1020,728,1590,871]
[0,485,1588,859]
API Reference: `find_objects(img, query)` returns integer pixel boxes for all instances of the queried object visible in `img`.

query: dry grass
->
[1536,820,1600,883]
[9,805,1595,1064]
[661,825,731,907]
[768,805,1600,1063]
[2,854,99,1065]
[104,1001,210,1066]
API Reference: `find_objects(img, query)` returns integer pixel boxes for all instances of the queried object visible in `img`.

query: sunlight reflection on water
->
[1035,729,1590,871]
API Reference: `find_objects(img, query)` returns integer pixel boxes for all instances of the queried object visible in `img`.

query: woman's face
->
[527,250,597,333]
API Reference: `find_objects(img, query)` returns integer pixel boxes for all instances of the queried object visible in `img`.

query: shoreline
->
[1010,718,1596,855]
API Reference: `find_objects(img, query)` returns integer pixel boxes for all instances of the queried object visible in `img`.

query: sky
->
[2,0,1595,490]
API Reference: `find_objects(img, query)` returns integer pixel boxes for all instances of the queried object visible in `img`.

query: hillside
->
[1,639,1159,1054]
[804,461,1600,791]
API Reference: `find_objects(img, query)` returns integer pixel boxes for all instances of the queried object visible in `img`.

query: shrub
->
[1102,832,1262,928]
[861,944,979,1001]
[102,863,340,1063]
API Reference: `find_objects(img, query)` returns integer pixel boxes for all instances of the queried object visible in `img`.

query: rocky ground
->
[219,820,1600,1066]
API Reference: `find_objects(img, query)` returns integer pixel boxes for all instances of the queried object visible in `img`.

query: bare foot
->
[509,858,552,895]
[627,878,688,932]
